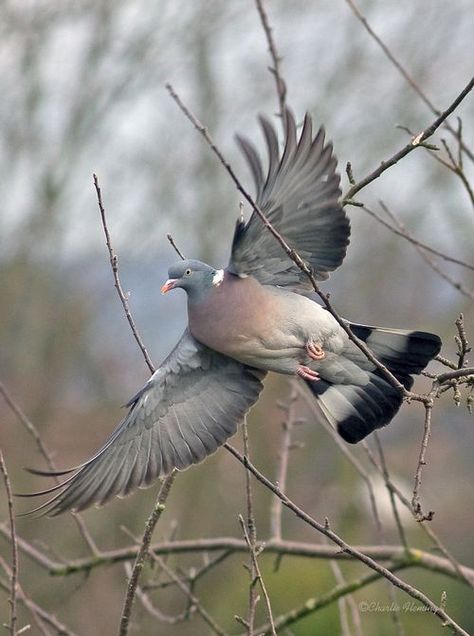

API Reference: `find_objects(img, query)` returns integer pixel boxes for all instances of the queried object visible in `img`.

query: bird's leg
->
[297,365,320,382]
[306,340,326,361]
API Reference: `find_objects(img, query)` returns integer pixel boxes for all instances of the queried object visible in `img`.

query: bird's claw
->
[297,365,320,382]
[306,341,325,361]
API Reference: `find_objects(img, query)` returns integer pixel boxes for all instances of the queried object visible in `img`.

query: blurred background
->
[1,0,473,634]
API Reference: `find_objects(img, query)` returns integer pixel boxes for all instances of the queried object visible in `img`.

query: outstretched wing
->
[228,109,350,289]
[20,330,265,515]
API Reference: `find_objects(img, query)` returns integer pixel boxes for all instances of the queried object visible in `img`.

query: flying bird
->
[21,110,441,515]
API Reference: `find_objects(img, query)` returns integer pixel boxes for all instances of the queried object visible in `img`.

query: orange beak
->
[161,279,178,294]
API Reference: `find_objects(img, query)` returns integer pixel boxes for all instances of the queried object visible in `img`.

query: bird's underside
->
[19,109,441,516]
[188,274,346,379]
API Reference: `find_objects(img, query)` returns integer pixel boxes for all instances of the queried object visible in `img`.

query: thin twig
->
[251,567,396,636]
[370,443,407,636]
[0,382,55,468]
[361,441,474,589]
[0,450,18,636]
[270,382,298,540]
[399,126,474,210]
[0,562,76,636]
[146,552,228,635]
[380,202,474,300]
[355,205,474,271]
[238,419,276,635]
[343,76,474,201]
[455,314,470,370]
[254,0,287,121]
[143,550,233,592]
[372,434,409,551]
[167,233,186,260]
[296,384,382,533]
[324,536,363,636]
[123,562,189,625]
[411,400,435,522]
[240,419,259,634]
[224,443,470,636]
[93,173,156,374]
[118,472,175,636]
[344,0,474,164]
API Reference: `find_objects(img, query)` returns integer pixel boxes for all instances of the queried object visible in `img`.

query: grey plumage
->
[229,110,350,287]
[22,108,440,515]
[21,331,264,515]
[306,324,441,444]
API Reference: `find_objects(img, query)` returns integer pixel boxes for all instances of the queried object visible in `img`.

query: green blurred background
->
[1,0,473,634]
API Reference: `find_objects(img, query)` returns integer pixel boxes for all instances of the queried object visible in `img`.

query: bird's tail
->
[305,323,441,443]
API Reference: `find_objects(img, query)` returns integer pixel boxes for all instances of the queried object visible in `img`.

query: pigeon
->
[21,110,441,515]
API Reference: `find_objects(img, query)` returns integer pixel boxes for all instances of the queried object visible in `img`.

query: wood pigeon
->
[22,110,441,515]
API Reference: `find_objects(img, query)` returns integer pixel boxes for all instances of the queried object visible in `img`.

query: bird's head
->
[161,259,224,302]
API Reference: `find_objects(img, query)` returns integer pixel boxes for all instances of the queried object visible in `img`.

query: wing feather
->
[229,109,350,289]
[20,330,265,515]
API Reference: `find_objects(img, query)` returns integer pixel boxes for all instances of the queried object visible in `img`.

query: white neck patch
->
[212,269,224,287]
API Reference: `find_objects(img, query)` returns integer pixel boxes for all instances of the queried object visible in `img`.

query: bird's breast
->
[187,275,276,359]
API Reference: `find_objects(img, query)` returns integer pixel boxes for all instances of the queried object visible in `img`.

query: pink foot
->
[297,365,320,381]
[306,340,326,361]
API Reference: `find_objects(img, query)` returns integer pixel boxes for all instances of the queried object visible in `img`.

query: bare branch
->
[343,76,474,201]
[296,384,382,533]
[118,472,175,636]
[0,382,55,468]
[0,451,18,636]
[224,443,470,636]
[344,0,474,164]
[252,568,385,636]
[362,440,474,589]
[93,173,156,374]
[0,560,76,636]
[436,367,474,384]
[6,523,474,590]
[145,552,228,635]
[325,535,363,636]
[372,433,409,551]
[240,419,259,634]
[379,202,474,300]
[167,233,186,260]
[254,0,287,121]
[123,563,190,624]
[270,382,299,540]
[356,204,474,272]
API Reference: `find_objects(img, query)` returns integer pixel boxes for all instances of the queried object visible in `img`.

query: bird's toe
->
[297,365,320,381]
[306,341,326,361]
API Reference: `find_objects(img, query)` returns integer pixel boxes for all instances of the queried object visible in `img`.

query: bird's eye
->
[184,268,192,276]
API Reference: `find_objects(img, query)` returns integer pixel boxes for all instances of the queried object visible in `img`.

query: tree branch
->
[344,0,474,164]
[4,523,474,588]
[224,443,470,636]
[0,451,18,636]
[343,76,474,201]
[118,472,176,635]
[254,0,287,122]
[356,204,474,272]
[93,173,156,374]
